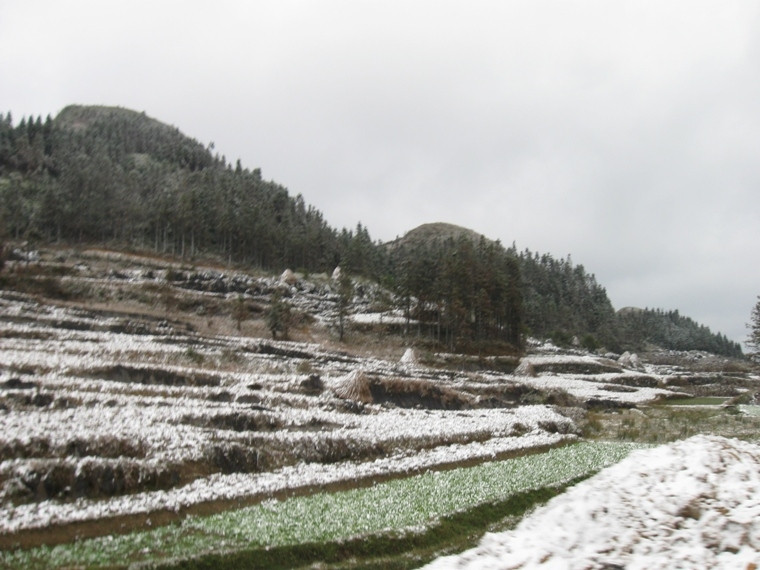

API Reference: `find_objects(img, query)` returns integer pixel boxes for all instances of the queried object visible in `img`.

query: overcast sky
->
[2,1,759,345]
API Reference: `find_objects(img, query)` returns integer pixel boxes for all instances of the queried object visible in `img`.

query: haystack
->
[280,268,297,285]
[400,347,418,365]
[331,369,372,403]
[514,359,537,377]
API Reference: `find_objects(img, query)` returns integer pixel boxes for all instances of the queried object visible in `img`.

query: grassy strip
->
[739,405,760,417]
[0,441,642,569]
[158,481,584,570]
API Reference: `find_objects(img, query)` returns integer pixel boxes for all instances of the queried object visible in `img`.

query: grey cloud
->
[1,0,759,344]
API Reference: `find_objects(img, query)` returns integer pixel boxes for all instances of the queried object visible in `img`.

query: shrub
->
[550,330,573,347]
[581,334,599,351]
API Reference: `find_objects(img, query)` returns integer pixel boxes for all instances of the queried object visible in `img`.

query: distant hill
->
[616,307,741,356]
[386,222,488,250]
[388,223,617,349]
[386,222,523,350]
[388,223,742,357]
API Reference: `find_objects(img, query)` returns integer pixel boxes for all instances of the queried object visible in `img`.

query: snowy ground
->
[426,435,760,569]
[0,291,583,538]
[513,352,679,405]
[0,262,706,544]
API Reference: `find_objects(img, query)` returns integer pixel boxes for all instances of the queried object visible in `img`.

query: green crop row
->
[1,441,644,569]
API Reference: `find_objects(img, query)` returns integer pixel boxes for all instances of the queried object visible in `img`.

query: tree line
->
[516,250,618,348]
[616,308,743,358]
[0,105,743,356]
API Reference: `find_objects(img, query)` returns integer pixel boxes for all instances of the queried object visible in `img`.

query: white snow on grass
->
[425,435,760,569]
[0,291,685,540]
[515,374,673,404]
[1,292,586,535]
[0,441,642,569]
[351,311,410,325]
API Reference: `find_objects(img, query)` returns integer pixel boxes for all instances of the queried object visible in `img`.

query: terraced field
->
[0,247,757,567]
[1,441,643,569]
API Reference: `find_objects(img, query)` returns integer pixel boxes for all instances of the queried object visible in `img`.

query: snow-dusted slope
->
[0,292,577,536]
[425,435,760,569]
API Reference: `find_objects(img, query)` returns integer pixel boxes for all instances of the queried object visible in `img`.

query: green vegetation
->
[265,289,292,339]
[389,230,523,350]
[336,270,354,342]
[739,405,760,417]
[0,442,642,570]
[661,397,731,406]
[517,250,617,348]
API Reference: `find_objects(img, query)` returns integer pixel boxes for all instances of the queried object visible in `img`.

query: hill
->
[0,104,369,273]
[0,105,743,357]
[388,223,742,357]
[386,222,523,349]
[386,222,487,250]
[54,104,215,171]
[616,307,741,356]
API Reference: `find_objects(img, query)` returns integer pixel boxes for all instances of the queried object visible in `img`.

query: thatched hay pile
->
[331,370,373,403]
[618,351,643,370]
[514,359,537,377]
[400,347,418,365]
[280,268,297,285]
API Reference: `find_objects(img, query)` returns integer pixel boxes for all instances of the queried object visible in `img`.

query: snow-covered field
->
[513,353,677,405]
[0,291,586,539]
[0,273,699,547]
[426,435,760,569]
[1,254,758,566]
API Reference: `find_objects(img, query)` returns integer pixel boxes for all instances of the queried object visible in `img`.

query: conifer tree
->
[337,271,354,342]
[748,297,760,358]
[266,289,292,339]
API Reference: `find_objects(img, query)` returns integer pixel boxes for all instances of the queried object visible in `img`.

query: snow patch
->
[426,435,760,569]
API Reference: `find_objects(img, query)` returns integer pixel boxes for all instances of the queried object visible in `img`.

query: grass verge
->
[662,397,731,406]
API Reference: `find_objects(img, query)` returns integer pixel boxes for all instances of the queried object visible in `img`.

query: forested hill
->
[0,105,373,272]
[0,105,743,357]
[386,223,743,357]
